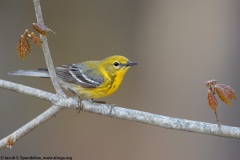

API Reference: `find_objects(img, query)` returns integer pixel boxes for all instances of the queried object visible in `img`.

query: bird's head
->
[100,55,137,78]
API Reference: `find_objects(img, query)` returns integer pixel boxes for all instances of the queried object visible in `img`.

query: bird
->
[9,55,137,100]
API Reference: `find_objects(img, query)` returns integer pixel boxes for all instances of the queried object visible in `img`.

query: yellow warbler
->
[9,55,137,99]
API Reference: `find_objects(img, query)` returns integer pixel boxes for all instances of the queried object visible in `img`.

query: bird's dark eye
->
[113,61,120,67]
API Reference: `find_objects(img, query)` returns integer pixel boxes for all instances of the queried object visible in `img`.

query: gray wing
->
[55,64,104,88]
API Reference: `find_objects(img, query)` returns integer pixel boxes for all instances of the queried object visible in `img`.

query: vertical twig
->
[214,111,221,128]
[33,0,65,97]
[0,0,67,149]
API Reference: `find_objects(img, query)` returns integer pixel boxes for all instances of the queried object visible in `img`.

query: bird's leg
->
[69,89,83,113]
[91,99,115,114]
[91,98,106,104]
[77,95,83,113]
[108,104,115,114]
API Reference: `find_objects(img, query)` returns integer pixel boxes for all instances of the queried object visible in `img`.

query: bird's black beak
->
[125,60,138,67]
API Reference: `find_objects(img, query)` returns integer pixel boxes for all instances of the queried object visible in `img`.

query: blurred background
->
[0,0,240,159]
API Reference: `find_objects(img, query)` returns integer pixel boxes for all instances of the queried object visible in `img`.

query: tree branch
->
[0,79,240,149]
[0,105,62,149]
[33,0,65,96]
[0,79,77,109]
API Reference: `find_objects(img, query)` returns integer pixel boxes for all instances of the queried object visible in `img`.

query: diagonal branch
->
[33,0,65,96]
[0,78,240,149]
[0,105,62,149]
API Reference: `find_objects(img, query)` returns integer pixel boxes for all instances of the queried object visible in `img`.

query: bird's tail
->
[8,69,50,78]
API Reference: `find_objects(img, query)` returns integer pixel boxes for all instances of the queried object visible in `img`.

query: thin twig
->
[0,78,240,150]
[214,111,221,128]
[0,105,62,149]
[33,0,65,96]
